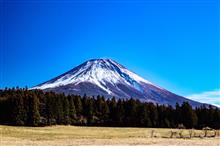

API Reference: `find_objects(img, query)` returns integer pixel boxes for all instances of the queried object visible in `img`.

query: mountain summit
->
[32,58,202,107]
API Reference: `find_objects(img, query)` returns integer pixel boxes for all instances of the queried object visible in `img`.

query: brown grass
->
[0,125,219,146]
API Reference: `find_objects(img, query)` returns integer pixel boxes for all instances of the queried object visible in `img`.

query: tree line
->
[0,88,219,129]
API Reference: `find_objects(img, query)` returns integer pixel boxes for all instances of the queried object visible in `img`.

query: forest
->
[0,88,219,129]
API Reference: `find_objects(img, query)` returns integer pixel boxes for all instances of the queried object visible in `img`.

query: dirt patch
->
[1,137,220,146]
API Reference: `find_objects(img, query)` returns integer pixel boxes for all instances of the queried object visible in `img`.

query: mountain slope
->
[32,59,203,107]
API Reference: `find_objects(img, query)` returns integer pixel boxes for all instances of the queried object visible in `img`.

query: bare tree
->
[203,127,212,137]
[151,130,155,138]
[189,129,194,138]
[170,130,178,138]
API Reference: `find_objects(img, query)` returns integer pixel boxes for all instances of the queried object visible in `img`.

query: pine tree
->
[138,104,151,127]
[83,97,94,125]
[28,94,40,126]
[74,95,82,117]
[96,96,109,124]
[13,95,27,125]
[148,103,158,127]
[124,99,137,126]
[55,95,64,124]
[63,95,70,125]
[101,97,110,123]
[115,99,125,126]
[181,102,198,128]
[174,103,182,126]
[68,96,76,125]
[108,97,117,125]
[45,92,56,125]
[212,108,220,129]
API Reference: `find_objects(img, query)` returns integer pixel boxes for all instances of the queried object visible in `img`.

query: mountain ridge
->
[32,58,205,107]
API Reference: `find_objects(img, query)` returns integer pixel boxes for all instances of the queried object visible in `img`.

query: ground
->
[0,125,219,146]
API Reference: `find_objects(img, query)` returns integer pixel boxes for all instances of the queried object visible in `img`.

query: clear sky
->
[1,0,219,105]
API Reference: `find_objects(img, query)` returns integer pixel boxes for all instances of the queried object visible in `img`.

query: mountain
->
[32,58,204,107]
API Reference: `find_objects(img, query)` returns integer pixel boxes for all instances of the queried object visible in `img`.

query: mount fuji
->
[32,59,204,107]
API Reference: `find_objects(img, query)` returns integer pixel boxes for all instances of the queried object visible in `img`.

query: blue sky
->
[1,0,219,105]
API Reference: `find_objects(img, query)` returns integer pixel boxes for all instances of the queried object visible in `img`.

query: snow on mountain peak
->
[32,58,159,93]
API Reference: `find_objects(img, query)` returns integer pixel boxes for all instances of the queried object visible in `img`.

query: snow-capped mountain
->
[32,59,203,107]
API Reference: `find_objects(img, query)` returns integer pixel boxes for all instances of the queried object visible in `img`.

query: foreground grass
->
[0,125,219,146]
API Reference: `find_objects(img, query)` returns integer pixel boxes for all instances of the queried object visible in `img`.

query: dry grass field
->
[0,125,219,146]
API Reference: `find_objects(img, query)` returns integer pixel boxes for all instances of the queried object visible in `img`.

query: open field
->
[0,125,219,146]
